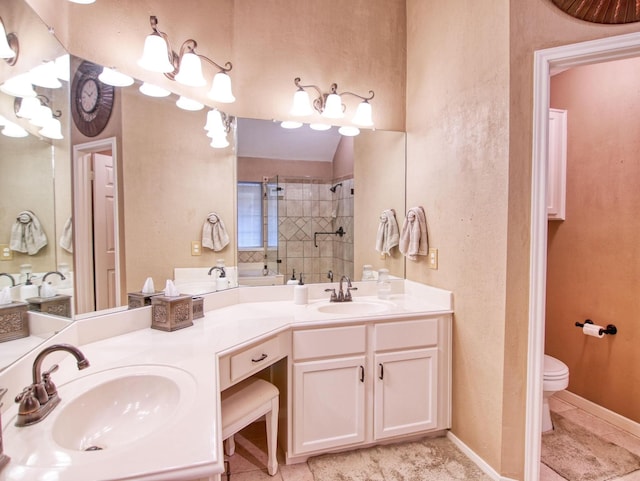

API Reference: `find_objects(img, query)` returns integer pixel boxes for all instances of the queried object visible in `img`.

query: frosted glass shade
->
[322,93,344,119]
[338,126,360,137]
[54,55,70,81]
[2,121,28,138]
[309,123,331,131]
[39,118,63,139]
[99,67,134,87]
[204,109,225,133]
[0,74,36,97]
[175,53,206,87]
[30,61,62,89]
[209,132,229,148]
[281,121,302,129]
[29,105,53,127]
[138,34,174,73]
[207,72,235,103]
[16,97,41,119]
[352,101,373,127]
[176,96,204,111]
[290,89,313,116]
[139,82,170,97]
[68,0,96,3]
[0,21,15,59]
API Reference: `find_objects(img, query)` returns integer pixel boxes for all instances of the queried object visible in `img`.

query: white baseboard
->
[555,390,640,438]
[446,432,518,481]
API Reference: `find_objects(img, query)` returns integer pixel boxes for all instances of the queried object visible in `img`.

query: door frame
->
[72,137,122,315]
[526,31,640,481]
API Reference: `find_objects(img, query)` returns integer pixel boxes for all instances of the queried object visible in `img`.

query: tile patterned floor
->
[225,396,640,481]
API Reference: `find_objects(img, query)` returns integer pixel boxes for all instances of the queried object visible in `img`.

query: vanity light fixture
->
[68,0,96,4]
[29,61,62,89]
[139,82,171,98]
[309,123,332,131]
[98,67,134,87]
[138,16,235,103]
[280,120,303,129]
[1,120,28,138]
[204,108,232,148]
[176,96,204,111]
[0,73,36,98]
[38,117,63,139]
[54,54,70,81]
[0,17,19,66]
[290,77,374,126]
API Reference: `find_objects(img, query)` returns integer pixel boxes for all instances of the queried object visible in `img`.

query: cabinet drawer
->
[374,318,438,351]
[229,337,286,383]
[293,325,366,361]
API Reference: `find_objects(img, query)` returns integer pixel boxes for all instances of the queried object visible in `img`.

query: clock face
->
[71,61,115,137]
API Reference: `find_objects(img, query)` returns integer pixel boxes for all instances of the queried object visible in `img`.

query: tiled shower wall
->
[238,177,354,284]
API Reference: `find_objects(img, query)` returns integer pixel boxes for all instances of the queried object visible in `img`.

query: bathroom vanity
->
[0,280,451,481]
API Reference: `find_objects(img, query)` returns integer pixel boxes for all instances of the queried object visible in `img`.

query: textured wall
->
[547,58,640,423]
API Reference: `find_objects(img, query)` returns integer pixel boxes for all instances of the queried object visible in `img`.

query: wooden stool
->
[221,378,279,476]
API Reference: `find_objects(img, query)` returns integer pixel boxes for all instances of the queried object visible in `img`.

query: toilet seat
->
[544,355,569,380]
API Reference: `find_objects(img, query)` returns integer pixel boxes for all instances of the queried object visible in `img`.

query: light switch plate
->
[428,248,438,269]
[191,241,202,256]
[0,244,12,261]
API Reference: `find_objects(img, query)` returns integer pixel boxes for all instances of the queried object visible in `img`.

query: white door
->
[374,348,438,440]
[292,356,366,454]
[92,153,116,310]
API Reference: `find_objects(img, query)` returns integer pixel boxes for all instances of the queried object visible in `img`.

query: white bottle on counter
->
[294,274,308,305]
[287,269,298,285]
[377,268,391,300]
[20,276,39,300]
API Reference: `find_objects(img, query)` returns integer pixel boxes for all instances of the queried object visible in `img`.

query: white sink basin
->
[310,299,393,316]
[51,365,196,452]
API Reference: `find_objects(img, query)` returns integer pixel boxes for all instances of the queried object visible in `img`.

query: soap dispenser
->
[294,274,308,305]
[20,275,39,301]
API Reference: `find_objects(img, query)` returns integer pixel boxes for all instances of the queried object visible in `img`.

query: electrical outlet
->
[428,248,438,269]
[0,244,12,261]
[191,241,202,256]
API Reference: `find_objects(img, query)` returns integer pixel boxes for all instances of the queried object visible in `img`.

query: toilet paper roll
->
[583,323,604,338]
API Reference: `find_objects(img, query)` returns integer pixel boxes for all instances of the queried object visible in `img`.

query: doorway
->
[526,32,640,481]
[72,137,123,315]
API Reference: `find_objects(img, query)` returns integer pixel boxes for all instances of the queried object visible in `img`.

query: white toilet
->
[542,354,570,432]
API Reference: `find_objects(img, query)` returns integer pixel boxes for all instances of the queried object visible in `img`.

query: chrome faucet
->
[14,344,90,427]
[42,271,66,283]
[208,266,226,278]
[0,273,15,287]
[325,275,358,302]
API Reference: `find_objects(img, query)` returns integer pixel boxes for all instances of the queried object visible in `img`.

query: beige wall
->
[237,157,332,182]
[547,58,640,423]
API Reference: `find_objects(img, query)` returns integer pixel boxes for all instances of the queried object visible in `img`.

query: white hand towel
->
[163,279,180,297]
[141,277,155,294]
[375,209,400,256]
[202,212,230,252]
[59,216,73,253]
[10,210,48,255]
[0,286,11,305]
[399,206,428,261]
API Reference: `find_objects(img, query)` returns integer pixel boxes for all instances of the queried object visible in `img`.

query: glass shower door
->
[265,175,280,274]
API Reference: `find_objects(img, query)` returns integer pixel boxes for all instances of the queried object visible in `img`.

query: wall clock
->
[71,60,115,137]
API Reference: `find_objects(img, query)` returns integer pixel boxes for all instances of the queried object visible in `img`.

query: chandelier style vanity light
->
[14,95,64,139]
[204,108,233,148]
[289,77,374,135]
[138,16,235,103]
[0,17,19,66]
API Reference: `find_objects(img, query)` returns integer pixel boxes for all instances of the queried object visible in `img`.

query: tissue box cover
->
[0,301,29,342]
[26,295,72,319]
[192,297,204,319]
[128,291,163,309]
[151,295,193,331]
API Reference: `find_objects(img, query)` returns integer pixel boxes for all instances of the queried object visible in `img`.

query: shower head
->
[329,183,343,193]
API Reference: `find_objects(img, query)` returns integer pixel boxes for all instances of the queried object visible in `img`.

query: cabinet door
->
[374,348,438,440]
[548,108,567,220]
[293,356,366,454]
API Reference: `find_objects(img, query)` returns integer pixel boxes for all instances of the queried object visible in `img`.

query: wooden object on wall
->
[552,0,640,24]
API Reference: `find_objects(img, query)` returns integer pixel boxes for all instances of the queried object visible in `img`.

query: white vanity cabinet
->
[289,315,451,459]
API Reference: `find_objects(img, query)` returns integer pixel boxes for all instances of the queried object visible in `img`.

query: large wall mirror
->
[0,0,407,371]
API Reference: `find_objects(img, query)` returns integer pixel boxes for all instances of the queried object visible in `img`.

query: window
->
[237,182,263,249]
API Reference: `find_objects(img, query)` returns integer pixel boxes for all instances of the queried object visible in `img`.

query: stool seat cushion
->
[221,378,279,430]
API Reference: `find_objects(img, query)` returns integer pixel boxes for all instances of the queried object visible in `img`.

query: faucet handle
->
[345,286,358,301]
[15,386,40,415]
[42,364,59,397]
[324,288,338,302]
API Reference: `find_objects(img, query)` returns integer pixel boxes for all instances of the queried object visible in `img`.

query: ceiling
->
[236,117,342,162]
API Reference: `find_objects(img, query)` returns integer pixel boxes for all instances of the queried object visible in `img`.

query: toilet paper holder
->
[575,319,617,336]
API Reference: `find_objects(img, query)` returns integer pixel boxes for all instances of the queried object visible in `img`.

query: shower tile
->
[287,241,304,257]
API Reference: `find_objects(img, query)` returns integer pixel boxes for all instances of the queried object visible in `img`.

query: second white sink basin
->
[310,299,394,316]
[52,365,196,452]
